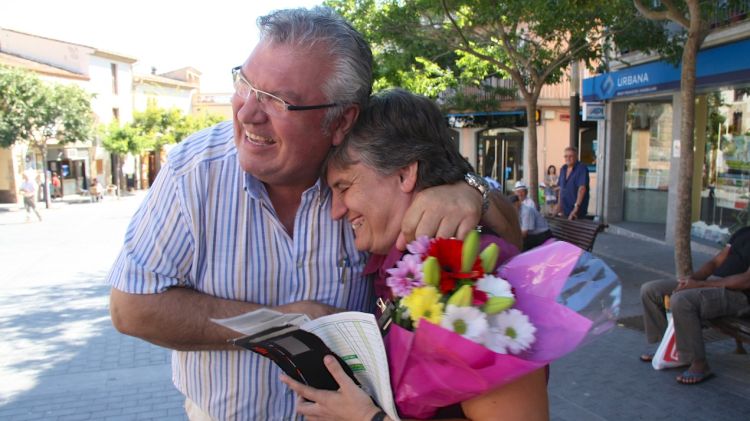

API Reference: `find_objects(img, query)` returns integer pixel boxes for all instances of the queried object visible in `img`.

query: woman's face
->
[327,155,415,254]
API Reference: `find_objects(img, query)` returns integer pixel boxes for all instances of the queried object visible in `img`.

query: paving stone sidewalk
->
[0,193,186,421]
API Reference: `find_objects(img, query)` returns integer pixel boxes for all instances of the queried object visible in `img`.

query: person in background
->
[640,227,750,384]
[513,180,535,209]
[89,178,104,202]
[20,173,42,222]
[51,172,61,199]
[510,194,552,251]
[556,146,589,220]
[544,165,559,216]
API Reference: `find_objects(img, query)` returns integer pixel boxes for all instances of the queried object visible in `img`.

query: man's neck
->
[265,182,316,237]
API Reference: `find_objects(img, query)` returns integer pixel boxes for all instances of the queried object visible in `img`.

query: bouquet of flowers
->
[383,231,620,419]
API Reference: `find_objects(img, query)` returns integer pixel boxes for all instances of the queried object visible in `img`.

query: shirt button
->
[297,261,303,268]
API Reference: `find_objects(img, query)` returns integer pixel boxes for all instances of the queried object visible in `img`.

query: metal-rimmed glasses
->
[231,66,337,115]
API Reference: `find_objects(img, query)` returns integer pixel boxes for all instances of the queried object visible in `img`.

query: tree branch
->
[633,0,670,21]
[662,0,691,28]
[634,0,690,29]
[441,0,474,53]
[495,18,532,73]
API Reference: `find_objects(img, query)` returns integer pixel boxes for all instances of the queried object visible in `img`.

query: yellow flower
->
[402,286,444,327]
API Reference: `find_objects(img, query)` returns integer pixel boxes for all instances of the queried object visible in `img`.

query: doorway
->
[477,127,524,194]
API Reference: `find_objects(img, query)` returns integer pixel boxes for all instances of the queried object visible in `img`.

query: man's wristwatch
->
[464,172,491,215]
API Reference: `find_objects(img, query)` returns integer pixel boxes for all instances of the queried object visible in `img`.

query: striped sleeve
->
[106,160,194,294]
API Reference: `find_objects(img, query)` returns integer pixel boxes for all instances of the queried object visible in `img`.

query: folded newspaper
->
[212,309,399,421]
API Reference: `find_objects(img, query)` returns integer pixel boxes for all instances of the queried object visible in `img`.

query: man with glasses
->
[555,146,590,220]
[107,7,517,421]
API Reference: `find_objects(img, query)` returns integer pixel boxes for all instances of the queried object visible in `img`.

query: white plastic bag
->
[652,311,688,370]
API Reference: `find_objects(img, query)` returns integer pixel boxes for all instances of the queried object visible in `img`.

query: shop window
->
[624,103,672,190]
[580,126,597,171]
[623,102,672,223]
[701,89,750,229]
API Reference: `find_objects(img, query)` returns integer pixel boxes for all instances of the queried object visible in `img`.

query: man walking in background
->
[20,173,42,222]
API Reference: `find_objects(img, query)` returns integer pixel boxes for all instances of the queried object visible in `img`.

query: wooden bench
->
[544,216,608,252]
[708,316,750,354]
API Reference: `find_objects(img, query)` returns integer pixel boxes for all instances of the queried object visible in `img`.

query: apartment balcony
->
[711,0,750,28]
[442,74,573,113]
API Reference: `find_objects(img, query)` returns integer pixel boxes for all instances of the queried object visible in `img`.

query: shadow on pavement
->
[0,269,184,420]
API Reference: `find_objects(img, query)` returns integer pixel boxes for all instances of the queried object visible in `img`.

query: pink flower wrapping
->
[385,241,614,419]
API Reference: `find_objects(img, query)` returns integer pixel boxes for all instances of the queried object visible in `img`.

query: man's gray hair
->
[257,7,373,126]
[326,88,473,190]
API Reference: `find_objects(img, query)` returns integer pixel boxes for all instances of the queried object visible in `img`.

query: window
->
[733,112,743,134]
[112,108,119,121]
[111,63,118,95]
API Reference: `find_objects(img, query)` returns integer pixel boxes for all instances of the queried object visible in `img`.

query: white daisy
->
[485,309,537,354]
[476,274,514,298]
[440,304,488,343]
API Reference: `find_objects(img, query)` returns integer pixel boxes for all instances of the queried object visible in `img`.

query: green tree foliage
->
[0,66,94,207]
[102,101,224,156]
[101,101,223,189]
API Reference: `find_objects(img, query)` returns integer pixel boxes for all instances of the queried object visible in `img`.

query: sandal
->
[639,353,654,362]
[676,370,713,385]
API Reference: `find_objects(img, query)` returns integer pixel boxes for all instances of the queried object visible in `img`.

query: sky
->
[0,0,323,92]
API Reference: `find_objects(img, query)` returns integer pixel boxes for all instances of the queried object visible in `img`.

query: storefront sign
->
[583,37,750,102]
[583,102,605,120]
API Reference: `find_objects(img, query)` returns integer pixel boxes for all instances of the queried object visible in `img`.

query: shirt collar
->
[243,172,327,202]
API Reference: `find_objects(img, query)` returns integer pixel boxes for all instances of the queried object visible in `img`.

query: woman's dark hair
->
[547,165,557,175]
[326,88,472,190]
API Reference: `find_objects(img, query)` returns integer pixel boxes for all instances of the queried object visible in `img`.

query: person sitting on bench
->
[640,226,750,384]
[510,194,552,251]
[89,178,104,202]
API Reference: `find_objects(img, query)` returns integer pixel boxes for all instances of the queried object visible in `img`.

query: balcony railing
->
[711,0,750,28]
[441,74,573,112]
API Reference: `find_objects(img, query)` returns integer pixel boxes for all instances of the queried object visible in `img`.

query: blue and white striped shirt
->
[107,121,372,420]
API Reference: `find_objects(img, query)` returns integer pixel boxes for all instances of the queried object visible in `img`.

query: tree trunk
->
[39,143,51,209]
[117,154,126,194]
[674,2,705,277]
[524,97,540,209]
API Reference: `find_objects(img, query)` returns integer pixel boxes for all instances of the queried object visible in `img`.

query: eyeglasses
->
[232,66,337,115]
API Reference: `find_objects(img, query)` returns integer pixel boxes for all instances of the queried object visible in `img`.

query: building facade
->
[133,67,200,114]
[446,70,597,215]
[192,92,233,120]
[583,15,750,243]
[0,28,136,203]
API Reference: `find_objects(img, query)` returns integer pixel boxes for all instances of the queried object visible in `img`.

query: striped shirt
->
[107,121,372,420]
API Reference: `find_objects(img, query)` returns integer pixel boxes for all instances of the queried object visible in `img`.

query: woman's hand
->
[280,355,384,421]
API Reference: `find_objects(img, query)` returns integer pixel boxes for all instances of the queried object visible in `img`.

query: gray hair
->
[257,7,373,126]
[326,88,473,190]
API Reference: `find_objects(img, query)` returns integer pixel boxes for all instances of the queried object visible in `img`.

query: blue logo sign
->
[583,37,750,102]
[601,75,615,98]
